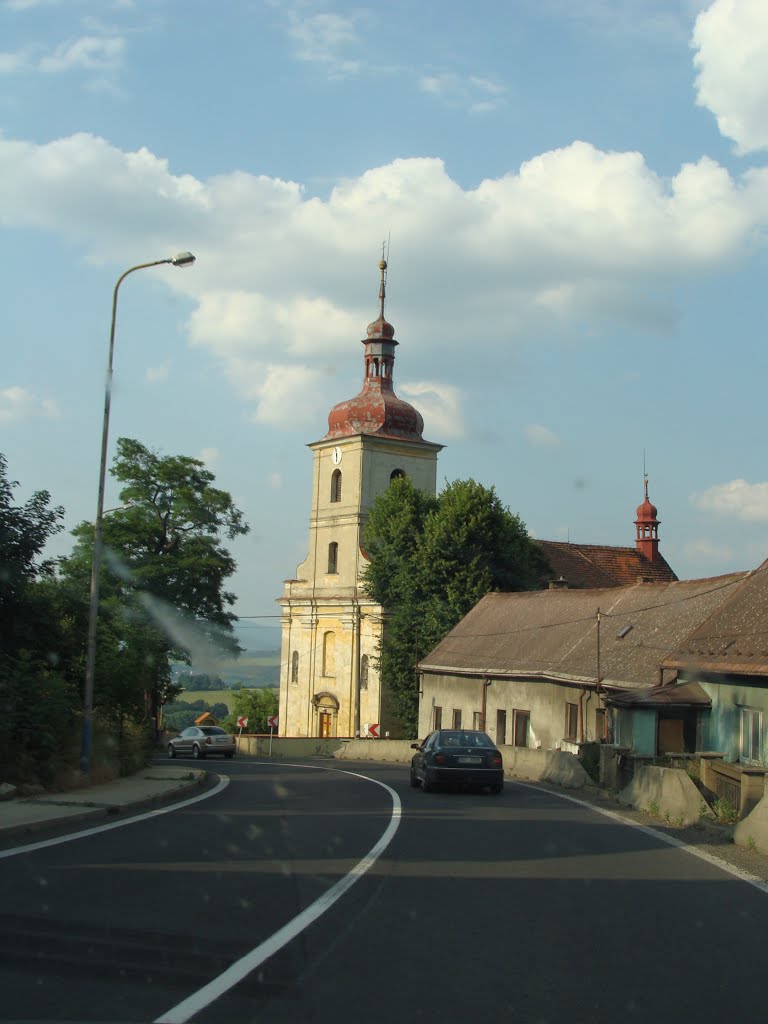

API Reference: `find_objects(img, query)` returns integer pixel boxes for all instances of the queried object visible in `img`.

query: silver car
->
[167,725,236,760]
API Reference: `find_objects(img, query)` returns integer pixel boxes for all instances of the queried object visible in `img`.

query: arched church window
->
[323,631,336,676]
[291,650,299,683]
[330,469,342,503]
[328,542,338,574]
[360,654,369,691]
[390,469,405,482]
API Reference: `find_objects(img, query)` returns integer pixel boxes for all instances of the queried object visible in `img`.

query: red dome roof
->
[635,496,659,522]
[325,387,424,441]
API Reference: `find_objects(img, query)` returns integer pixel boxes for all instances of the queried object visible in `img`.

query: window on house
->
[360,654,369,691]
[433,706,442,730]
[473,711,482,730]
[513,710,530,748]
[327,542,338,574]
[496,709,507,745]
[290,650,299,684]
[322,631,336,677]
[330,469,342,503]
[390,469,405,481]
[565,702,579,741]
[740,707,763,764]
[452,709,462,729]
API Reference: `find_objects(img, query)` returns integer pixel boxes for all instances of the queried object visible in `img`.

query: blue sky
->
[3,0,768,625]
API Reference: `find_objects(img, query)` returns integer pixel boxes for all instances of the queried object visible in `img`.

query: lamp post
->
[81,251,196,775]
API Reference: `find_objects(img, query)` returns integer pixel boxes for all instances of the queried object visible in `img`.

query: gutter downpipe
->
[482,677,493,732]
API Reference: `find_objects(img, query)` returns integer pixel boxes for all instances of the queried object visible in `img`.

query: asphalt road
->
[1,757,766,1024]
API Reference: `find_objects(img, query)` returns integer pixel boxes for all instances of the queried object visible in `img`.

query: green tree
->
[362,477,546,734]
[223,688,279,733]
[64,438,249,735]
[0,453,74,784]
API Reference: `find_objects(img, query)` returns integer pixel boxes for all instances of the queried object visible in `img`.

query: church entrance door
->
[319,712,332,738]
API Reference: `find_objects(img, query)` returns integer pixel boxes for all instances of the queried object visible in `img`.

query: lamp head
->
[171,251,196,267]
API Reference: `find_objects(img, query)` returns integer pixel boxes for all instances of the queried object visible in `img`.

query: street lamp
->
[81,252,196,774]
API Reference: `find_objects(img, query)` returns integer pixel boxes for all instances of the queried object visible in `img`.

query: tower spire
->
[635,471,661,563]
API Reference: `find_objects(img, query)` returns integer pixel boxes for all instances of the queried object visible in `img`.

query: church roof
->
[321,258,428,444]
[537,539,678,589]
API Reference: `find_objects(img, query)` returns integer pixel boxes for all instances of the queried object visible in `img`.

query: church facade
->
[277,261,443,738]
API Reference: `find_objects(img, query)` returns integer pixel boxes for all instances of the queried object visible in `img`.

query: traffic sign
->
[267,715,278,730]
[368,722,379,738]
[236,716,248,729]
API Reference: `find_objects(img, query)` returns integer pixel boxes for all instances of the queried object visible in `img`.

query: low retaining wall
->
[235,736,343,758]
[734,783,768,855]
[333,740,415,762]
[618,765,707,826]
[498,746,594,789]
[233,736,592,789]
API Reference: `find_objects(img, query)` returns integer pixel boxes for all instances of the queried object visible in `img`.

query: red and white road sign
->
[368,722,379,738]
[267,715,278,730]
[236,716,248,729]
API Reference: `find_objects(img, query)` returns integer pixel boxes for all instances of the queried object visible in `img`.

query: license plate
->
[215,737,229,743]
[457,756,482,764]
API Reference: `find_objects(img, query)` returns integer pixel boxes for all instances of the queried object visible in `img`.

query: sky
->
[3,0,768,628]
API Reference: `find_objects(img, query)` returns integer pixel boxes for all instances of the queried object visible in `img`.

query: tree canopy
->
[362,477,546,734]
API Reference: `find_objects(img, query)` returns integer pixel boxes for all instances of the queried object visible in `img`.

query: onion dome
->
[323,259,425,442]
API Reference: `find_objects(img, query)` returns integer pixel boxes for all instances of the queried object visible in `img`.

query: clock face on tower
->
[331,446,342,465]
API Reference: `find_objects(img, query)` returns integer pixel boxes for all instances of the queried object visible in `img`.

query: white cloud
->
[0,49,31,72]
[692,0,768,154]
[0,386,59,422]
[525,423,561,447]
[39,35,124,73]
[419,72,506,112]
[198,447,219,466]
[2,132,768,429]
[692,479,768,522]
[286,11,361,76]
[399,381,464,440]
[145,363,169,384]
[682,538,736,562]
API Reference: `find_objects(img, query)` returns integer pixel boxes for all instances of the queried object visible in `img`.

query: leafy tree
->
[362,477,546,734]
[64,438,249,735]
[0,454,73,783]
[223,688,279,733]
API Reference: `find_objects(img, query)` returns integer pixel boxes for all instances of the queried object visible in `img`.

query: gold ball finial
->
[379,259,387,271]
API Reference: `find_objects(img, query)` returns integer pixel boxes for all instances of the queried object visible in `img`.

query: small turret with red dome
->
[635,475,661,562]
[323,259,426,442]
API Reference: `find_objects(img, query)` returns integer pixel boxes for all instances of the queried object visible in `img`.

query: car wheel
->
[490,782,503,795]
[409,767,421,788]
[167,744,176,759]
[225,752,234,759]
[192,744,205,760]
[421,772,434,793]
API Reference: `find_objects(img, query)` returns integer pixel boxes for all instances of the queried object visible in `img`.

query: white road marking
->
[0,774,230,860]
[154,763,402,1024]
[515,780,768,894]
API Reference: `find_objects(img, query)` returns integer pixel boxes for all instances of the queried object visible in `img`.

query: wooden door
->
[319,712,332,738]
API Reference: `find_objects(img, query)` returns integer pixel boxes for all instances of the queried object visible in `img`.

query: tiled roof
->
[662,560,768,677]
[607,680,711,708]
[537,540,678,589]
[419,571,748,690]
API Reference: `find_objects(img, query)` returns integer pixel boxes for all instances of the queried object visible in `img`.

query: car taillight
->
[490,753,502,767]
[434,754,447,764]
[205,736,212,745]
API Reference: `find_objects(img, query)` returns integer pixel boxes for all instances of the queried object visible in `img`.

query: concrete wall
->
[419,673,603,751]
[618,765,707,826]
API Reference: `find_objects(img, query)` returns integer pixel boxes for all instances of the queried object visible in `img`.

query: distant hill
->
[233,621,281,653]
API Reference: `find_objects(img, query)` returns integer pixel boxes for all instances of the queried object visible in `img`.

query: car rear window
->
[439,731,494,747]
[200,727,228,735]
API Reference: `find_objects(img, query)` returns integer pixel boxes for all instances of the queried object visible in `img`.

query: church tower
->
[277,260,443,739]
[635,476,662,563]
